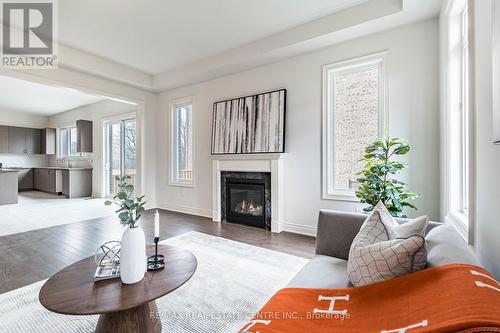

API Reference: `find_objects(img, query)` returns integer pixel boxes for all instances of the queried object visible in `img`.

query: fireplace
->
[221,172,271,230]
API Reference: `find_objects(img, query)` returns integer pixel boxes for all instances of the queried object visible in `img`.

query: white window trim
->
[169,97,195,187]
[322,51,389,201]
[441,0,475,245]
[56,123,84,160]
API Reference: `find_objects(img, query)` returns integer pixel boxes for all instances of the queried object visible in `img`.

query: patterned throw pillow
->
[347,202,428,287]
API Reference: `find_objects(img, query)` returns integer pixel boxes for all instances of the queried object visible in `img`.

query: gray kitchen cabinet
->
[41,128,56,155]
[0,125,8,153]
[8,127,26,154]
[26,128,42,154]
[18,168,34,191]
[34,168,61,194]
[62,169,92,198]
[76,120,93,153]
[6,126,43,154]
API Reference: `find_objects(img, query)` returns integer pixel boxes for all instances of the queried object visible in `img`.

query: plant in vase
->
[355,137,420,218]
[105,176,147,284]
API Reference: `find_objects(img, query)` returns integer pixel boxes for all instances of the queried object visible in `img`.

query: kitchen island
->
[0,167,92,205]
[0,169,19,205]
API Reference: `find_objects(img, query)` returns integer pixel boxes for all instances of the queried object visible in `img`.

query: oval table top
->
[39,245,197,315]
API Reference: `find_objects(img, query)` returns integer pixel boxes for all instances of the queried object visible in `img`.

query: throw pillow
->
[347,201,428,287]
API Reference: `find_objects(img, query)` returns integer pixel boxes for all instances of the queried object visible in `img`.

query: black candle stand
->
[147,237,165,271]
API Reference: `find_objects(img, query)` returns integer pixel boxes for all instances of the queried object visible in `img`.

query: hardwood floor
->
[0,209,316,294]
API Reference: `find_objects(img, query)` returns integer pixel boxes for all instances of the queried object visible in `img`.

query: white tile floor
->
[0,191,116,236]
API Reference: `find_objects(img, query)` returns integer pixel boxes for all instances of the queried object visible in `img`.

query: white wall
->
[0,107,50,167]
[156,19,440,233]
[48,99,137,198]
[470,0,500,277]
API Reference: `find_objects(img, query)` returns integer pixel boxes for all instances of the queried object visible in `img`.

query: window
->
[322,52,387,201]
[170,99,193,186]
[58,126,79,157]
[444,0,472,242]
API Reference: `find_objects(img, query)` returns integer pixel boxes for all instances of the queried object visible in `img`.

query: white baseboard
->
[156,202,213,219]
[156,203,316,237]
[282,222,317,237]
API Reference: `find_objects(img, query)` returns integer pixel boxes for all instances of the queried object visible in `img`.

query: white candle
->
[154,210,160,238]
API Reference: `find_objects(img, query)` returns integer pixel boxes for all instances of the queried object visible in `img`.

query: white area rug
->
[0,191,115,236]
[0,231,307,333]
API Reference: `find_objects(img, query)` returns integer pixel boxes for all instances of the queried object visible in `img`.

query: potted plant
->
[105,176,147,284]
[355,137,420,218]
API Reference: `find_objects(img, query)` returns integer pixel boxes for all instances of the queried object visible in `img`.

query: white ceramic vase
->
[120,226,146,284]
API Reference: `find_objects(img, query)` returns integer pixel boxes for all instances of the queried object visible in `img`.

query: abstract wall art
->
[211,89,286,154]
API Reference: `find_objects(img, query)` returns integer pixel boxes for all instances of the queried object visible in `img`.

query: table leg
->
[95,301,162,333]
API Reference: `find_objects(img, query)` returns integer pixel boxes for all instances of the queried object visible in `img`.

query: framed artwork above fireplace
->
[211,89,286,154]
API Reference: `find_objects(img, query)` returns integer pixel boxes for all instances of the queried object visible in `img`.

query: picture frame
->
[211,89,286,154]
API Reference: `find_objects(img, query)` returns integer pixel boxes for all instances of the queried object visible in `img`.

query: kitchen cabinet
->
[41,128,56,155]
[6,126,42,154]
[76,120,93,153]
[34,168,61,194]
[62,169,92,198]
[18,168,34,191]
[25,128,42,154]
[0,125,8,153]
[8,126,26,154]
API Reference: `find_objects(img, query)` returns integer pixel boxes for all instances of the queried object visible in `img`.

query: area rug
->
[0,231,307,333]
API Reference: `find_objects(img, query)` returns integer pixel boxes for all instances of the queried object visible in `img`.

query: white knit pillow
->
[347,202,428,287]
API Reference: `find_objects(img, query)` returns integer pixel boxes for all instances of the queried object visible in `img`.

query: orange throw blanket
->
[240,264,500,333]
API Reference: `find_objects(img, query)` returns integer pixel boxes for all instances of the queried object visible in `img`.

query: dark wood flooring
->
[0,209,316,294]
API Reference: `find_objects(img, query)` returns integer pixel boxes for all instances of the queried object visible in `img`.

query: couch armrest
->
[315,210,366,260]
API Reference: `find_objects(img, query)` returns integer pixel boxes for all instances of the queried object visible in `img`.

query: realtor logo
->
[1,0,58,68]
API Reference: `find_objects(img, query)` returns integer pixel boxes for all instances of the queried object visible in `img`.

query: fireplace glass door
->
[226,181,265,229]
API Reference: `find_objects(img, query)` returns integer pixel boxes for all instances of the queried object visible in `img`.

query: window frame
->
[169,97,195,187]
[322,51,388,201]
[442,0,474,244]
[57,124,82,159]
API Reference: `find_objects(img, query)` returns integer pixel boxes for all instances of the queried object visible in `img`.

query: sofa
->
[288,210,479,289]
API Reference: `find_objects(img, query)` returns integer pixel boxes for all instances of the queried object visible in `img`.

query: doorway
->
[104,116,136,197]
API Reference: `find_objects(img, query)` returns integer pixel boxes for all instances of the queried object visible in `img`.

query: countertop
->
[0,169,18,173]
[34,167,93,171]
[0,167,93,172]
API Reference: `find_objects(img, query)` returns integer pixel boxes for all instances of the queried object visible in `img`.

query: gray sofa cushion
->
[287,255,350,289]
[426,222,478,267]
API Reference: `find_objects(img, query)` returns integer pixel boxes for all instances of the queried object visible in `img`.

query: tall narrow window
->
[444,1,471,242]
[322,52,387,201]
[171,100,193,186]
[104,117,136,197]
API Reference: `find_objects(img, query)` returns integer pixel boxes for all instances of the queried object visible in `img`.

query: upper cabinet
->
[76,120,93,153]
[25,128,42,154]
[41,128,56,155]
[0,126,8,153]
[0,126,54,155]
[8,126,27,154]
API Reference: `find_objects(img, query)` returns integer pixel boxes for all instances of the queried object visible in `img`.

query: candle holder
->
[147,237,165,271]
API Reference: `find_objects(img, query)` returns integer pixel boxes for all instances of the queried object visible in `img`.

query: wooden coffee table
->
[39,245,197,333]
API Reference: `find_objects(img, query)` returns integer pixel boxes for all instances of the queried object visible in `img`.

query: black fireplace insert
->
[221,172,271,230]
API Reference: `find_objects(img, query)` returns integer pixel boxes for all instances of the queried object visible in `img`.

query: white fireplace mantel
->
[211,153,286,233]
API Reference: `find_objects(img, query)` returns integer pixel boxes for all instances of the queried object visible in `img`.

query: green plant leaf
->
[104,200,113,206]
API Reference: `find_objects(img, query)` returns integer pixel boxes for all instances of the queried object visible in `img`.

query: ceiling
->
[1,0,444,92]
[59,0,369,74]
[0,76,105,116]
